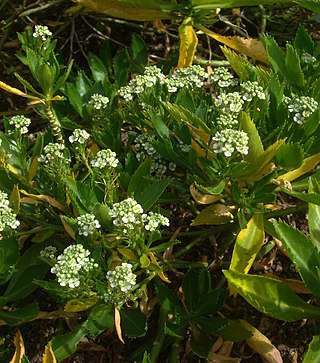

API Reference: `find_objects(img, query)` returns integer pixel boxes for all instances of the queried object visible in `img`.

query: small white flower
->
[212,129,249,157]
[77,214,101,236]
[287,95,318,124]
[215,92,244,114]
[69,129,90,144]
[106,263,136,293]
[0,191,20,231]
[240,81,266,102]
[38,143,68,164]
[89,94,109,110]
[91,149,119,169]
[40,246,57,259]
[33,25,52,42]
[208,67,237,88]
[142,212,169,232]
[9,115,31,134]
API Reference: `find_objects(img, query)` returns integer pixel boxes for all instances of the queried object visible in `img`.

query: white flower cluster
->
[91,149,119,169]
[287,95,318,124]
[40,245,57,259]
[179,142,192,153]
[89,94,109,110]
[69,129,90,144]
[33,25,52,42]
[51,244,98,289]
[38,143,69,165]
[109,197,144,233]
[215,92,244,114]
[109,197,170,234]
[240,81,266,102]
[301,52,317,65]
[142,212,169,232]
[118,65,208,99]
[106,263,136,293]
[9,115,31,134]
[212,129,249,157]
[0,191,20,231]
[216,114,239,129]
[208,67,236,88]
[77,214,101,236]
[133,134,176,178]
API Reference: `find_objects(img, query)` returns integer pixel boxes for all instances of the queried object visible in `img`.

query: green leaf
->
[182,268,199,311]
[155,282,184,315]
[76,71,92,99]
[0,303,39,326]
[279,187,320,205]
[285,44,304,87]
[88,52,108,83]
[66,83,83,116]
[224,270,320,321]
[52,322,88,360]
[294,26,314,54]
[308,178,320,248]
[264,35,288,81]
[221,47,252,80]
[131,34,148,68]
[127,158,151,199]
[239,112,264,160]
[219,320,252,342]
[113,49,130,87]
[120,309,147,338]
[274,220,320,299]
[229,213,265,274]
[303,334,320,363]
[139,178,171,211]
[193,316,228,334]
[194,289,225,316]
[87,301,114,337]
[0,232,19,285]
[276,143,304,170]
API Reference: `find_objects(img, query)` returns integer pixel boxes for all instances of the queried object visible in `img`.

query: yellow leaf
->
[71,0,171,21]
[230,213,265,275]
[190,184,223,204]
[148,252,171,283]
[196,24,269,64]
[10,184,20,215]
[9,330,25,363]
[60,215,76,240]
[28,157,39,182]
[191,204,233,226]
[117,248,137,261]
[20,190,66,212]
[64,295,99,312]
[178,17,198,68]
[42,342,57,363]
[240,320,283,363]
[277,152,320,182]
[115,307,125,343]
[0,81,43,102]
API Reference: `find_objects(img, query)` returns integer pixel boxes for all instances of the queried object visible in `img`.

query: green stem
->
[150,307,168,363]
[193,57,230,67]
[169,339,181,363]
[264,204,307,219]
[46,104,64,144]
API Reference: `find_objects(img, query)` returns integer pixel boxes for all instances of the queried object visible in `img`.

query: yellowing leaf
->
[178,17,198,68]
[10,184,20,215]
[0,81,43,102]
[230,213,265,275]
[28,157,39,182]
[196,24,269,64]
[71,0,172,21]
[64,296,99,312]
[277,152,320,182]
[60,215,76,240]
[9,330,25,363]
[240,320,283,363]
[42,342,57,363]
[148,252,171,283]
[117,248,137,261]
[115,307,125,343]
[190,184,223,204]
[191,204,233,226]
[20,190,66,212]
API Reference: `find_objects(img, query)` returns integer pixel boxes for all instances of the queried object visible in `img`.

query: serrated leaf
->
[221,47,252,80]
[120,309,147,338]
[264,35,287,80]
[113,49,130,87]
[285,44,304,87]
[223,270,320,321]
[88,52,108,83]
[42,342,57,363]
[274,221,320,299]
[178,17,198,68]
[230,213,265,275]
[9,330,25,363]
